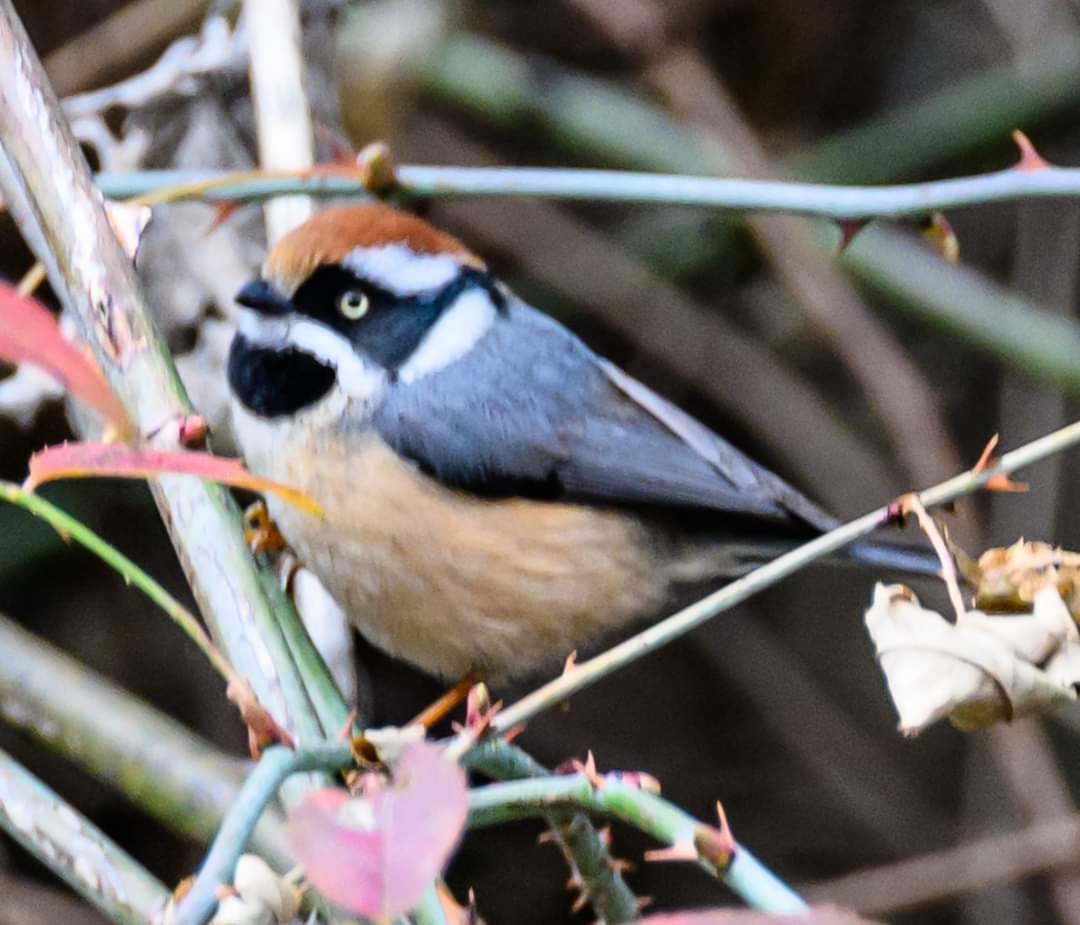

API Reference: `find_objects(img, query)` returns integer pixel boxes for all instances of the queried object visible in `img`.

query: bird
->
[227,203,934,682]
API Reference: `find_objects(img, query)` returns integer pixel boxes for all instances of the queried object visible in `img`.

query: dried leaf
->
[287,741,468,920]
[25,442,323,516]
[970,540,1080,620]
[865,583,1080,735]
[0,283,127,429]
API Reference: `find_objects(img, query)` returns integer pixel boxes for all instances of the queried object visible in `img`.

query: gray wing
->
[372,301,833,529]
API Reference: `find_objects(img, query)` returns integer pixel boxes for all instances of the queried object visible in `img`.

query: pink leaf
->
[26,442,323,515]
[0,282,127,428]
[287,742,468,920]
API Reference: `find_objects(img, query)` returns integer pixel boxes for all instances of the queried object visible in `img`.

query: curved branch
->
[174,743,354,925]
[467,765,807,914]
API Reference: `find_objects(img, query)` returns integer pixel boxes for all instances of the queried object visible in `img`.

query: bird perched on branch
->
[228,203,933,681]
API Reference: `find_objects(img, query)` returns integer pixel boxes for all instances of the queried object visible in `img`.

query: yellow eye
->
[338,289,369,320]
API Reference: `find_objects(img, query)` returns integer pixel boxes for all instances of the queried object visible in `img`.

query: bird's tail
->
[665,533,941,583]
[845,539,941,577]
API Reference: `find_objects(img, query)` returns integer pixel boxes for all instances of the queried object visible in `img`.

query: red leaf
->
[0,283,127,429]
[287,741,468,920]
[26,442,323,515]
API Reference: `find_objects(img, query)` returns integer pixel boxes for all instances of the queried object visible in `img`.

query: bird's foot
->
[243,500,288,557]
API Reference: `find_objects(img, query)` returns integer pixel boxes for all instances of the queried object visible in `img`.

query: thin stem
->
[464,741,639,923]
[467,773,806,914]
[0,481,234,682]
[92,162,1080,219]
[445,421,1080,750]
[0,746,169,924]
[174,742,354,925]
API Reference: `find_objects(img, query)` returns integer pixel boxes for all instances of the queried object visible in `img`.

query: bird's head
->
[229,204,506,418]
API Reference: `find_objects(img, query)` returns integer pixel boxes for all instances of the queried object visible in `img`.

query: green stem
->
[92,162,1080,220]
[174,742,354,925]
[0,746,169,924]
[258,566,358,735]
[0,482,234,682]
[467,773,806,914]
[464,742,639,923]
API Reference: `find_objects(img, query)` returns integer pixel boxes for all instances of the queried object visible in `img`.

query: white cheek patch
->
[398,288,497,384]
[343,244,464,296]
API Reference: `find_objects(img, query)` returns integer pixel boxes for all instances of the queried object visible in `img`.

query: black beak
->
[235,278,293,316]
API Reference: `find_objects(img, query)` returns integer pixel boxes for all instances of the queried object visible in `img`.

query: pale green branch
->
[0,613,290,861]
[467,766,806,914]
[92,162,1080,221]
[174,743,354,925]
[0,746,168,924]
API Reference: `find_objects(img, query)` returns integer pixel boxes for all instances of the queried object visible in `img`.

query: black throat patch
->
[227,334,336,417]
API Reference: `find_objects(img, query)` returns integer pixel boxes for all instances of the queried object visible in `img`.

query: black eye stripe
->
[288,263,505,371]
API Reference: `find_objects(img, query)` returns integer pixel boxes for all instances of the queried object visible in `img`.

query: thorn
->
[972,434,1028,492]
[973,434,1000,473]
[569,890,589,915]
[1013,130,1050,171]
[643,843,697,863]
[834,219,869,252]
[466,888,481,925]
[336,708,358,741]
[635,896,655,914]
[596,825,612,848]
[537,829,558,846]
[213,883,239,900]
[609,857,635,875]
[715,800,732,840]
[204,201,240,235]
[562,650,578,675]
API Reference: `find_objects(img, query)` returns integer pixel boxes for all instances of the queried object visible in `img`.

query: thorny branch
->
[447,420,1080,755]
[92,150,1080,222]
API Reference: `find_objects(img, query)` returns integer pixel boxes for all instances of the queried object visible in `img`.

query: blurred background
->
[3,1,1080,922]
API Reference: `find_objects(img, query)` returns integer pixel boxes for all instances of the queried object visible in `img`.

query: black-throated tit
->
[228,204,933,681]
